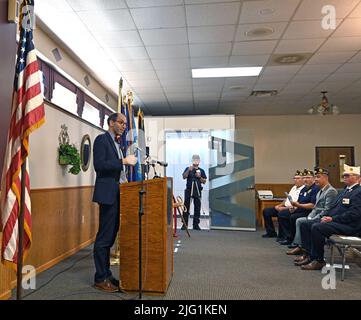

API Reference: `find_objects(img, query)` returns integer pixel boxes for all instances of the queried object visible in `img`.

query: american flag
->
[1,0,45,270]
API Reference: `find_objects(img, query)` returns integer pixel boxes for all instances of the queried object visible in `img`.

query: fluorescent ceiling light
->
[192,67,263,78]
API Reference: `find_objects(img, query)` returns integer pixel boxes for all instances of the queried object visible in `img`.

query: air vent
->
[229,85,245,90]
[84,75,90,87]
[250,90,278,97]
[246,27,274,37]
[268,53,313,66]
[51,48,62,62]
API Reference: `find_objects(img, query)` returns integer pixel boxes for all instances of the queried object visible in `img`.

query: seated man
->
[295,164,361,270]
[278,169,319,245]
[262,170,304,239]
[287,167,337,254]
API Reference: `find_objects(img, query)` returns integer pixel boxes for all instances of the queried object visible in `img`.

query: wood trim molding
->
[10,237,96,289]
[31,185,94,193]
[0,290,11,301]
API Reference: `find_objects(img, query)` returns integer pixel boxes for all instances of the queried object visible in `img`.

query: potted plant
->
[58,124,81,175]
[58,143,81,175]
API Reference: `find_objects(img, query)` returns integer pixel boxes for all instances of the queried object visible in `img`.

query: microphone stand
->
[138,156,147,299]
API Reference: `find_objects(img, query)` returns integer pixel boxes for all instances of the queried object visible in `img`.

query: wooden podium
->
[119,177,174,294]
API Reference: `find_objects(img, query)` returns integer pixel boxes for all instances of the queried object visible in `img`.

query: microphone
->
[148,160,168,167]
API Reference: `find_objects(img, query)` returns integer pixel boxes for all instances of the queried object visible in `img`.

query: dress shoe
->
[294,254,307,262]
[193,225,201,230]
[294,256,311,266]
[301,260,326,271]
[286,247,303,255]
[287,243,298,249]
[94,279,119,293]
[107,276,119,288]
[276,237,285,243]
[262,233,277,238]
[279,240,291,246]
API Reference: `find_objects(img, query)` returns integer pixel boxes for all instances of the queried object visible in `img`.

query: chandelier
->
[308,91,340,115]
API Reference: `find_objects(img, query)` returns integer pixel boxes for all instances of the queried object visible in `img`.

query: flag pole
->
[16,161,26,300]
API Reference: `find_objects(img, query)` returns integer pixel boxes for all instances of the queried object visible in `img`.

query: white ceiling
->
[35,0,361,116]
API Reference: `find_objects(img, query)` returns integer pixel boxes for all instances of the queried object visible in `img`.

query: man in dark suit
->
[295,164,361,270]
[92,113,137,292]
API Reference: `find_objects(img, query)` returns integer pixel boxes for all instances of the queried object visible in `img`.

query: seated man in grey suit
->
[287,167,337,255]
[295,164,361,270]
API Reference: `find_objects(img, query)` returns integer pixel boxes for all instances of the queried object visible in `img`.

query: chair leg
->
[341,246,347,281]
[330,245,335,266]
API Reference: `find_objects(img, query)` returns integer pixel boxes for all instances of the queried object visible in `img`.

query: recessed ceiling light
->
[246,27,274,38]
[259,8,275,15]
[192,67,263,78]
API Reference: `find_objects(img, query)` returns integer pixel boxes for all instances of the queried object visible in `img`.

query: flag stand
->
[16,161,26,300]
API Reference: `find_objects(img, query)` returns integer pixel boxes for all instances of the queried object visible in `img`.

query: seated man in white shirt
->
[262,170,305,239]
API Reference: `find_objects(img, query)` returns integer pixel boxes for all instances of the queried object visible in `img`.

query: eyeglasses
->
[115,120,127,126]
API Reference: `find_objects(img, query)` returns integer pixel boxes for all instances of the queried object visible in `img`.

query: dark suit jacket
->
[325,185,361,230]
[92,132,124,205]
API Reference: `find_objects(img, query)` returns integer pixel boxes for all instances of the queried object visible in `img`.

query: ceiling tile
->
[257,74,295,83]
[77,9,136,31]
[319,37,361,52]
[283,20,340,39]
[232,40,278,55]
[160,78,193,87]
[300,63,341,74]
[186,2,241,26]
[239,0,301,23]
[163,86,193,93]
[130,6,186,29]
[294,0,360,20]
[139,28,188,46]
[188,25,236,44]
[332,18,361,37]
[350,2,361,17]
[92,30,143,47]
[262,65,303,75]
[126,0,183,8]
[190,43,232,57]
[190,56,229,68]
[152,58,191,70]
[67,0,127,11]
[306,51,357,64]
[122,70,158,80]
[275,38,325,54]
[349,52,361,62]
[229,55,270,66]
[236,22,288,41]
[193,78,225,87]
[290,74,329,83]
[337,62,361,73]
[156,69,192,80]
[128,79,161,87]
[224,77,258,87]
[110,46,149,60]
[147,45,189,59]
[116,59,154,71]
[326,73,361,82]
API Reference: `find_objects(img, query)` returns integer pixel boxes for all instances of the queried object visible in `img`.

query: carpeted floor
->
[12,230,361,300]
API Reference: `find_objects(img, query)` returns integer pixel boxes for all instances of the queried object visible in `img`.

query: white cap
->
[344,164,360,175]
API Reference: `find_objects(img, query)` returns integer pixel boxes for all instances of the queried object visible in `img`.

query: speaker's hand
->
[123,155,137,166]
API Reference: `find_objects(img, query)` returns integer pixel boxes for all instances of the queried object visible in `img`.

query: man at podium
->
[92,113,137,292]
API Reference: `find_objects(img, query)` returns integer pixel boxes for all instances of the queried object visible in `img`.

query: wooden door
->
[316,147,355,189]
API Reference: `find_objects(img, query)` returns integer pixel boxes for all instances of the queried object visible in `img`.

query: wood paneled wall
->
[1,186,98,298]
[0,233,12,300]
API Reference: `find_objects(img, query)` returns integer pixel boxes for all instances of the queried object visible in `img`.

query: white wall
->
[29,103,103,189]
[236,114,361,183]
